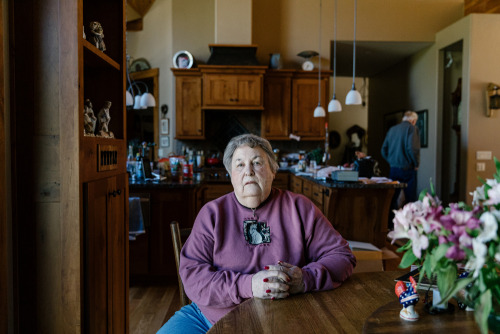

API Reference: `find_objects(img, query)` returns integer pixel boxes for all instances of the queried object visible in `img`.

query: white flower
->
[478,211,499,243]
[495,244,500,263]
[407,226,429,259]
[471,179,498,205]
[466,239,488,278]
[485,182,500,205]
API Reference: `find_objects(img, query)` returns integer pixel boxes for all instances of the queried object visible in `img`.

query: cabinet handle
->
[109,189,121,197]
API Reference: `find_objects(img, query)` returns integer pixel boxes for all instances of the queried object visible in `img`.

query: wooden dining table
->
[207,271,480,333]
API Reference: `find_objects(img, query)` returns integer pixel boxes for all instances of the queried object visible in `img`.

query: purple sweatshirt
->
[179,188,356,324]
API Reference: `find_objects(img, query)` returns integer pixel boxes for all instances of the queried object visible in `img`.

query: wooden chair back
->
[170,221,192,307]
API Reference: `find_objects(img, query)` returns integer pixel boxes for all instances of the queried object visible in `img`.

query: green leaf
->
[440,277,474,303]
[429,243,449,271]
[436,265,457,302]
[399,249,418,269]
[474,290,492,334]
[495,157,500,176]
[396,240,412,252]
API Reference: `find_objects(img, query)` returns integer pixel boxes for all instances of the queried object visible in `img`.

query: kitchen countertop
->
[283,168,406,189]
[129,169,406,190]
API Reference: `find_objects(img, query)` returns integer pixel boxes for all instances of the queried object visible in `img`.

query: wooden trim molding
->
[465,0,500,15]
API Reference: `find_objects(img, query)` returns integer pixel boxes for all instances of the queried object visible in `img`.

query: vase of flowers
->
[388,158,500,334]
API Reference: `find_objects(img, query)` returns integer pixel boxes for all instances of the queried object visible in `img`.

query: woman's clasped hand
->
[251,261,305,299]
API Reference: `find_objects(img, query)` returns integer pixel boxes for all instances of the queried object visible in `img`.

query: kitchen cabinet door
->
[273,172,290,190]
[84,173,128,334]
[262,71,293,140]
[203,74,263,109]
[291,72,330,140]
[173,69,204,139]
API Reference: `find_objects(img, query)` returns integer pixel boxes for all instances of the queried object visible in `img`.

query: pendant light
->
[345,0,362,105]
[328,0,341,112]
[314,0,326,118]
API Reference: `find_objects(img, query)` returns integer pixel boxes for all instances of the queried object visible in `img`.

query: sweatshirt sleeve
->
[300,200,356,292]
[179,206,253,310]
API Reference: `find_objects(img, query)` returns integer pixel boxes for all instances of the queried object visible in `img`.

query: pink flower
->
[446,245,466,261]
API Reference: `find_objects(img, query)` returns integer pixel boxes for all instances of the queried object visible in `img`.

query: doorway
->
[440,41,463,205]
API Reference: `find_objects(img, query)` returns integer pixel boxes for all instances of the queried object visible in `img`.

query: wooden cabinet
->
[200,65,266,109]
[291,71,330,140]
[201,184,234,203]
[273,172,290,190]
[261,70,331,140]
[262,70,293,140]
[290,174,303,194]
[302,179,313,199]
[172,69,204,139]
[290,174,329,215]
[84,174,128,334]
[128,186,201,283]
[80,1,128,332]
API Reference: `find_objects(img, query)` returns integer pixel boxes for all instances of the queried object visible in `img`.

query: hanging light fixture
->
[125,54,156,109]
[128,81,156,109]
[328,0,341,112]
[345,0,362,105]
[314,0,326,118]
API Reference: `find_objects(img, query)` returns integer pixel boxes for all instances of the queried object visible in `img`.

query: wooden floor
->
[129,283,181,334]
[128,240,404,333]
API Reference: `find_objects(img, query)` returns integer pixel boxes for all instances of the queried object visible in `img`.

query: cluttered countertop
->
[129,164,406,190]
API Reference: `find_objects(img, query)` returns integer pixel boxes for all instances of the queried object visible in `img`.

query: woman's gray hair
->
[223,134,279,174]
[402,111,418,122]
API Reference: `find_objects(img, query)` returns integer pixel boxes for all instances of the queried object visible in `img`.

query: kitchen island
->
[128,169,404,283]
[288,171,406,248]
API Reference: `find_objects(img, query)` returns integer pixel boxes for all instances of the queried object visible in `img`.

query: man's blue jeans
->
[390,167,417,203]
[157,303,212,334]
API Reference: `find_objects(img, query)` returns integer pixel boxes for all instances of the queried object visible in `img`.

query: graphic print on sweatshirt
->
[243,219,271,245]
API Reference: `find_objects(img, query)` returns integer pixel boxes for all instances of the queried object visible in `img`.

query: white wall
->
[215,0,252,44]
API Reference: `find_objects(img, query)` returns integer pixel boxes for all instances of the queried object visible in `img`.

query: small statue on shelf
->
[83,99,97,136]
[97,101,114,138]
[395,276,419,321]
[89,21,106,52]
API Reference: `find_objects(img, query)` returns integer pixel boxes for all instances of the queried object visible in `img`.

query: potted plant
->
[388,158,500,334]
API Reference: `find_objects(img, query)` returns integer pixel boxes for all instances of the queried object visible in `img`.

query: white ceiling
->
[332,41,433,77]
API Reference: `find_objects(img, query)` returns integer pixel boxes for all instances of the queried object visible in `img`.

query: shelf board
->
[83,39,120,70]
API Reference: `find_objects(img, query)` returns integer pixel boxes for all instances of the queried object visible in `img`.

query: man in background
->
[381,111,420,205]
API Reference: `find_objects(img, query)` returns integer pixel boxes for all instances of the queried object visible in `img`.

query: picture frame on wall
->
[161,118,169,135]
[160,136,170,147]
[416,109,428,148]
[383,109,428,148]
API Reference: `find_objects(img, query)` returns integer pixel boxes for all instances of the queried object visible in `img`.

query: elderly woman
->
[158,134,356,333]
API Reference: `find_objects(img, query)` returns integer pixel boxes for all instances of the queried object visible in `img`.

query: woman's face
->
[230,145,275,208]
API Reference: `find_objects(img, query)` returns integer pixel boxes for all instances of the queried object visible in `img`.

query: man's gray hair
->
[402,111,418,122]
[223,134,279,174]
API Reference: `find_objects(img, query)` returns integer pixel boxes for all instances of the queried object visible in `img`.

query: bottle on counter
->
[135,159,144,180]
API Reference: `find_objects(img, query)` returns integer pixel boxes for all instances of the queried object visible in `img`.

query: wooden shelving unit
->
[79,0,129,333]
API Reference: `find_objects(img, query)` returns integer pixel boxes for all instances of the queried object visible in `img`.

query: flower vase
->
[432,288,448,310]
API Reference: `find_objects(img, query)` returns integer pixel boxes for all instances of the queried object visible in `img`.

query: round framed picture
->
[173,50,194,69]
